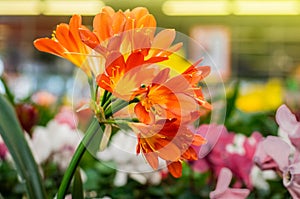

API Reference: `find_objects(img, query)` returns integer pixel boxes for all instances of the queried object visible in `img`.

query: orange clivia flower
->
[79,6,155,54]
[79,6,182,60]
[182,59,212,110]
[130,118,206,178]
[34,15,94,77]
[134,61,212,124]
[96,51,167,101]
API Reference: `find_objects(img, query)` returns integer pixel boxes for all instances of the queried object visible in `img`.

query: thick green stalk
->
[105,98,139,117]
[56,118,101,199]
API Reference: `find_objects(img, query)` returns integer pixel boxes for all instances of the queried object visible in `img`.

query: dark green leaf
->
[225,80,240,124]
[72,168,84,199]
[0,94,46,199]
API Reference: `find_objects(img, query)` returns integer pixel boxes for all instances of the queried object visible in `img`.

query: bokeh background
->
[1,1,300,198]
[1,0,300,99]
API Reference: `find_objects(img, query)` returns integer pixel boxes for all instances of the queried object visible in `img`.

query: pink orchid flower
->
[276,104,300,150]
[254,136,300,198]
[210,167,250,199]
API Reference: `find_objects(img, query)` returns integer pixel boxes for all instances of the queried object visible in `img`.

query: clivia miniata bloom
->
[34,15,94,77]
[33,5,212,179]
[130,118,206,178]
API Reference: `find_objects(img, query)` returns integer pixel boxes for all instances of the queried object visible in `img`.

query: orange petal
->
[167,161,182,178]
[101,6,115,16]
[79,28,101,50]
[160,42,183,57]
[183,58,204,75]
[126,52,145,70]
[157,142,181,161]
[33,38,66,57]
[152,68,170,84]
[107,35,122,52]
[134,102,152,124]
[55,24,78,52]
[112,11,126,34]
[96,74,113,93]
[183,60,211,84]
[151,29,176,53]
[93,13,112,41]
[192,134,207,146]
[131,7,149,20]
[69,14,83,47]
[182,147,198,160]
[105,51,126,70]
[137,14,156,28]
[144,152,159,169]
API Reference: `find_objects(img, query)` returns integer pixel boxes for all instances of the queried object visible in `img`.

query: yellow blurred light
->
[233,0,299,15]
[42,0,104,16]
[162,1,230,16]
[0,0,41,15]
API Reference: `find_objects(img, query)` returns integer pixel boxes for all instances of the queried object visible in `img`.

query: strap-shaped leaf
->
[0,94,46,199]
[72,168,84,199]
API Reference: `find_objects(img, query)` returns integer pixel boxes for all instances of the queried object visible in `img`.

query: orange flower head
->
[130,119,206,178]
[182,59,212,110]
[33,15,94,77]
[134,62,212,124]
[96,51,167,101]
[79,6,182,62]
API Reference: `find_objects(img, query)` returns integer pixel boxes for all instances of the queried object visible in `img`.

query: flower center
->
[283,169,293,187]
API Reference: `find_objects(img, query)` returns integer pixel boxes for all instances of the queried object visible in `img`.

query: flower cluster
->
[191,124,262,189]
[254,104,300,198]
[33,6,212,178]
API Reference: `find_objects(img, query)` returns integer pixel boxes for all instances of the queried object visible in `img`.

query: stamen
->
[131,19,135,52]
[101,80,112,88]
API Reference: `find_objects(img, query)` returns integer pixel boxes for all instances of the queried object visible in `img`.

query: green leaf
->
[72,168,84,199]
[0,77,14,105]
[225,80,240,124]
[0,94,46,199]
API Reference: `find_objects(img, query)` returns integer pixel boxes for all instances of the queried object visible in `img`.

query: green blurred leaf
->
[72,168,84,199]
[0,94,46,199]
[0,77,14,105]
[225,80,240,124]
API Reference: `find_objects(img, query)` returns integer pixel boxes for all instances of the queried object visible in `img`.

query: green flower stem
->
[56,118,101,199]
[102,96,112,111]
[105,98,139,118]
[101,90,111,106]
[88,78,96,101]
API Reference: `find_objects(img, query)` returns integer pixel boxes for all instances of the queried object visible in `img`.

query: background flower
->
[210,167,250,199]
[30,119,83,170]
[192,124,262,189]
[254,136,300,198]
[97,130,163,186]
[276,104,300,150]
